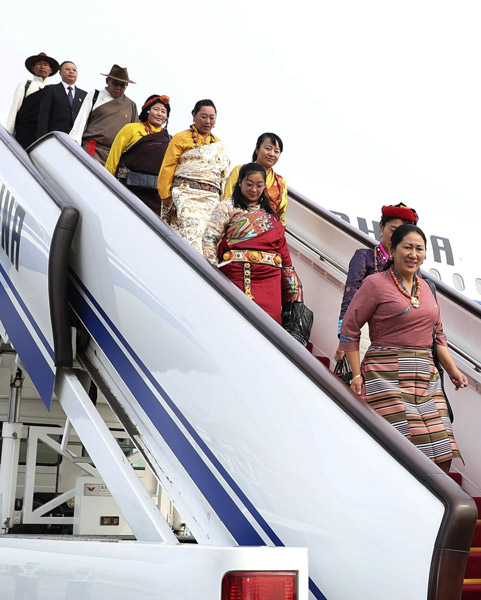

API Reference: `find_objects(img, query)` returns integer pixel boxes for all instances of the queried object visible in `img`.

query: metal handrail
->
[448,342,481,373]
[285,229,347,274]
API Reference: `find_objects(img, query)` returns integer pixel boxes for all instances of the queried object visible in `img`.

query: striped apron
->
[362,347,460,464]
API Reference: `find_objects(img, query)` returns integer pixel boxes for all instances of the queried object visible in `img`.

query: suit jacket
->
[38,83,87,137]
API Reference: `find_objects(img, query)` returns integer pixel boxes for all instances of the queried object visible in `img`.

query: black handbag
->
[334,356,353,385]
[281,301,313,347]
[125,171,158,190]
[426,279,454,422]
[116,161,158,190]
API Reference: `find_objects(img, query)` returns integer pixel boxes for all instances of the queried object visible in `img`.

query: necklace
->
[144,122,163,134]
[373,243,389,273]
[390,267,420,307]
[190,125,214,147]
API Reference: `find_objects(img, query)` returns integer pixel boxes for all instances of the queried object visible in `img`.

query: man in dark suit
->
[38,61,87,136]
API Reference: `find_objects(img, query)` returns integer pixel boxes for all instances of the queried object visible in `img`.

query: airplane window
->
[429,269,441,280]
[453,273,465,291]
[476,279,481,295]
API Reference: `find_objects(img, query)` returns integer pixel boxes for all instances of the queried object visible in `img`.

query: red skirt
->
[220,261,282,323]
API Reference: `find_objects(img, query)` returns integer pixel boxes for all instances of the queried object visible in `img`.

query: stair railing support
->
[0,365,25,533]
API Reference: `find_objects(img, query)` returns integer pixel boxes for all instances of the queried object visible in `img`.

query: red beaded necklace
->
[390,266,421,307]
[190,125,215,147]
[144,122,164,134]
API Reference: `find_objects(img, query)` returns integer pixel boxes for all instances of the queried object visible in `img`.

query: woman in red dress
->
[203,162,302,323]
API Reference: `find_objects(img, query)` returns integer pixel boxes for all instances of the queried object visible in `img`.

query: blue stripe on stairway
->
[68,268,327,600]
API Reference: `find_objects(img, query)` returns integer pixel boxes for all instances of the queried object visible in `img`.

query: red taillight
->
[221,571,297,600]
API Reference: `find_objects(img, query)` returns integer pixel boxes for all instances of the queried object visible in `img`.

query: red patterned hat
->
[381,204,418,224]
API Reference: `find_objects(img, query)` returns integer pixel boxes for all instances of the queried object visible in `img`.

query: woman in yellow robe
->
[157,99,230,253]
[223,133,288,225]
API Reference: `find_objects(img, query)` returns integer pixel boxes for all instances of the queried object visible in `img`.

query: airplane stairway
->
[446,472,481,599]
[0,127,479,599]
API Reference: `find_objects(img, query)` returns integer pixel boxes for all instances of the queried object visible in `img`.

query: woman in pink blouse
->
[339,224,467,472]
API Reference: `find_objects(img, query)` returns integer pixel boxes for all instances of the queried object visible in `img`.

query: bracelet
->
[352,374,362,380]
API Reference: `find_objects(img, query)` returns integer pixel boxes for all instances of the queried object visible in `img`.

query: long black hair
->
[232,163,274,214]
[252,132,283,162]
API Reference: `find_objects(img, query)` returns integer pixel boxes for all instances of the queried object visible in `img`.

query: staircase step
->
[460,489,481,598]
[449,472,463,485]
[306,342,331,369]
[462,580,481,599]
[465,552,481,579]
[315,356,330,368]
[474,498,481,516]
[473,522,481,548]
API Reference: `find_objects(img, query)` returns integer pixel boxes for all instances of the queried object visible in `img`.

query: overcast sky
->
[2,0,480,292]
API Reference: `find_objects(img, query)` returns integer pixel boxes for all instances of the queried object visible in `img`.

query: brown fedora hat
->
[100,64,136,84]
[25,52,59,76]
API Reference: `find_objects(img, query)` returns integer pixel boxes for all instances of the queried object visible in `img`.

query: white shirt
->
[6,75,50,134]
[61,81,76,96]
[69,88,115,144]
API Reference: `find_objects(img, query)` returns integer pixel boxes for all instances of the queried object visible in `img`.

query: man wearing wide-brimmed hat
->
[70,64,138,165]
[6,51,59,149]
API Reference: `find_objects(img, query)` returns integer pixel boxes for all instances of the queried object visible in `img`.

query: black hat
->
[25,52,59,76]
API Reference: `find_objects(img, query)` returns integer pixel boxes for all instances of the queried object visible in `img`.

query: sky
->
[1,0,481,296]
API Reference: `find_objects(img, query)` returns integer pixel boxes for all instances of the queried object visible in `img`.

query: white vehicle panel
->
[0,540,308,600]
